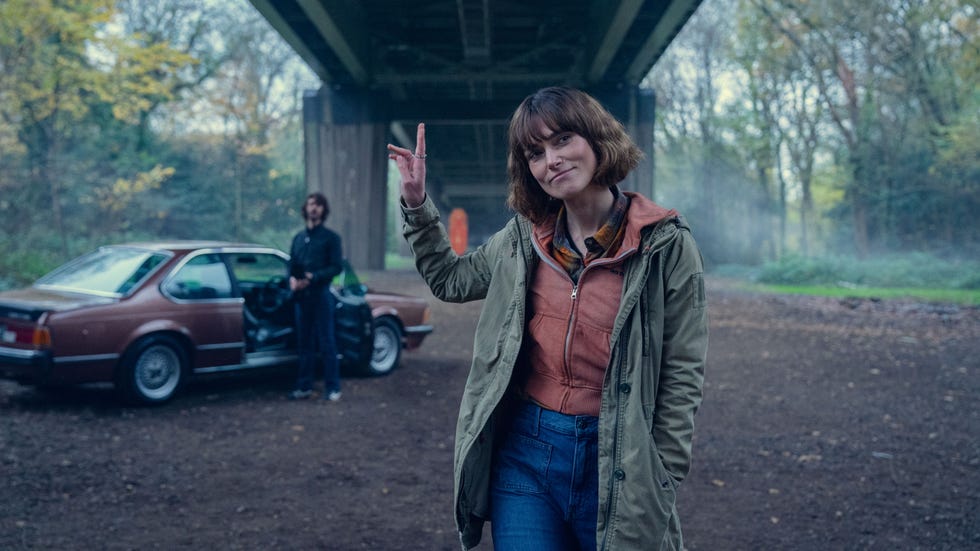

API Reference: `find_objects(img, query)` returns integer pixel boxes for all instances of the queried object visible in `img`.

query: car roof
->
[110,240,275,253]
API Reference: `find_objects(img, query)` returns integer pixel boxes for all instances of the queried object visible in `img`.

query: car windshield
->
[36,247,170,297]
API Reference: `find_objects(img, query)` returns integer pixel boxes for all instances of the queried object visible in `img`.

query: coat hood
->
[528,189,680,254]
[620,191,680,254]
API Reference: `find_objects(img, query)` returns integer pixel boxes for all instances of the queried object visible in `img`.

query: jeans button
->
[614,469,626,481]
[619,383,631,394]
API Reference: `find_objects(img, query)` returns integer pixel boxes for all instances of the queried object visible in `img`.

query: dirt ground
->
[1,271,977,550]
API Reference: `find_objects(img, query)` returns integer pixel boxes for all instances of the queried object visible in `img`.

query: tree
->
[115,0,231,151]
[731,5,787,258]
[0,0,195,254]
[753,0,978,256]
[0,0,114,252]
[650,0,774,265]
[203,5,316,241]
[781,78,822,255]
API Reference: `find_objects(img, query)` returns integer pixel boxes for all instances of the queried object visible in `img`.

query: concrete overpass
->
[249,0,703,269]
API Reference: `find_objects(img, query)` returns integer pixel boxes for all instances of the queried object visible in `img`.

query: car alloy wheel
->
[120,335,187,405]
[368,317,402,376]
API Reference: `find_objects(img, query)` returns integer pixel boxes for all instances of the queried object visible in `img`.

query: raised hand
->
[387,123,427,208]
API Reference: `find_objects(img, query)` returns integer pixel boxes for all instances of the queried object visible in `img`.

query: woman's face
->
[525,118,598,203]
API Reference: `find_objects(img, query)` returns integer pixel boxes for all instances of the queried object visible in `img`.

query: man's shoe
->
[288,389,314,400]
[326,390,342,402]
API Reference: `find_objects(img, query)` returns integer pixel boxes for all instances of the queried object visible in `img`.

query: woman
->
[388,87,708,550]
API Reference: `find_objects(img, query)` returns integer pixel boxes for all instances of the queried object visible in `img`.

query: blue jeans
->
[491,401,599,551]
[293,285,340,394]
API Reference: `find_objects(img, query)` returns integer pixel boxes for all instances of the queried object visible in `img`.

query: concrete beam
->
[248,0,331,81]
[627,0,701,83]
[295,0,370,85]
[387,99,518,122]
[373,71,568,85]
[457,0,491,65]
[587,0,645,82]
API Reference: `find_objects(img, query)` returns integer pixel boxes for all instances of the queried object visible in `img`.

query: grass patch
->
[752,253,979,289]
[715,253,980,305]
[738,281,980,305]
[384,253,417,270]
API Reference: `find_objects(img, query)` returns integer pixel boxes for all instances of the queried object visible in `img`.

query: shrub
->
[756,255,840,285]
[754,253,980,289]
[0,246,60,288]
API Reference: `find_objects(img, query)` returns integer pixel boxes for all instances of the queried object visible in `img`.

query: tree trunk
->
[37,117,69,256]
[852,195,870,259]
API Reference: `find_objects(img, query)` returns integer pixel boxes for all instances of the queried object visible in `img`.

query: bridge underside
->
[250,0,702,269]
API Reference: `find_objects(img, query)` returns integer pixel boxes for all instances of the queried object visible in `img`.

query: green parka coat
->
[402,192,708,550]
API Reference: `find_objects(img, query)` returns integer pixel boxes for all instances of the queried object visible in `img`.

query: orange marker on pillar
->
[448,208,468,255]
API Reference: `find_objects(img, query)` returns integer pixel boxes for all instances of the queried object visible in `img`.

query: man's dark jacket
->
[289,224,343,291]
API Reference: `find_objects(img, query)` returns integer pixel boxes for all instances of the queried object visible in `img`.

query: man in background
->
[288,192,344,401]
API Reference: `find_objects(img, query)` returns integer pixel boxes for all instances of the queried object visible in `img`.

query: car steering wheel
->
[257,275,289,314]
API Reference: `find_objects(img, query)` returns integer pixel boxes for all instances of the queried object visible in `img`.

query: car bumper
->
[0,345,53,383]
[403,324,433,349]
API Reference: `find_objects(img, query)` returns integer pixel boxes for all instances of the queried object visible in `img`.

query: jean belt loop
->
[528,401,541,437]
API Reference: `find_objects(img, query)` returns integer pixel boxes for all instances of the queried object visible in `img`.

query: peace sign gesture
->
[387,123,427,208]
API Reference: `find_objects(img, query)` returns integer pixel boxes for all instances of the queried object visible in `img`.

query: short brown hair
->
[506,87,642,225]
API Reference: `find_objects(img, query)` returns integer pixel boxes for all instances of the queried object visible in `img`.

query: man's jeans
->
[491,400,599,551]
[293,285,340,394]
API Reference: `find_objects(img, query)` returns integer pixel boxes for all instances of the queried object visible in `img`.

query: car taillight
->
[422,307,431,324]
[32,327,52,348]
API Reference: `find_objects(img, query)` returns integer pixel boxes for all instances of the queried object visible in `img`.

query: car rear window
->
[36,247,169,297]
[164,253,234,300]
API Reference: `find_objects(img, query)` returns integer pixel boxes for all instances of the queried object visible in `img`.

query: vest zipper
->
[563,282,580,373]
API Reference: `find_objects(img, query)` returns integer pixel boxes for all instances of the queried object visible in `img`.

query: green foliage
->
[754,255,839,285]
[384,253,417,271]
[650,0,979,265]
[755,253,980,290]
[2,0,975,283]
[0,0,312,275]
[0,238,63,290]
[0,0,218,260]
[746,282,980,305]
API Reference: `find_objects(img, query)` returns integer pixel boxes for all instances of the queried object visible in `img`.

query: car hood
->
[0,287,115,315]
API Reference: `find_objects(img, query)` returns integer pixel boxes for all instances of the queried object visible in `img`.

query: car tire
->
[117,335,187,405]
[367,317,402,376]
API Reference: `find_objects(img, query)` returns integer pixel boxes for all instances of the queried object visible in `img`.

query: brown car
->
[0,241,432,405]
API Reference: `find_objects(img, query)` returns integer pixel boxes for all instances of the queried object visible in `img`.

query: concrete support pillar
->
[304,87,389,270]
[628,87,656,200]
[590,85,656,199]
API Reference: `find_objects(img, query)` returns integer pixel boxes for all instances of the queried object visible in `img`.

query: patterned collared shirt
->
[551,187,631,283]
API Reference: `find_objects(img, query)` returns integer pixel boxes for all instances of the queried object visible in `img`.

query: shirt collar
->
[551,187,630,281]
